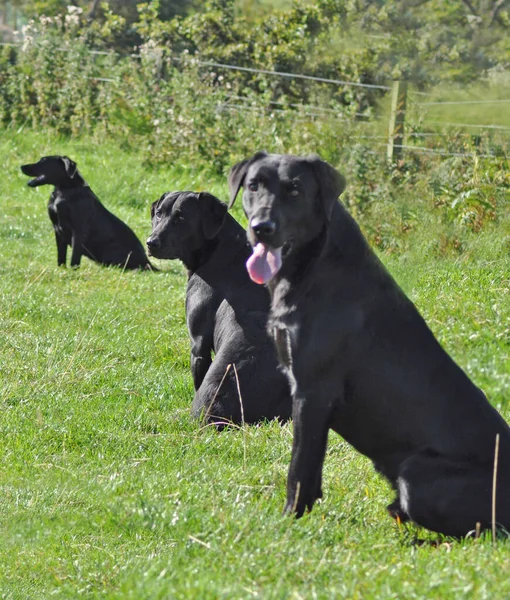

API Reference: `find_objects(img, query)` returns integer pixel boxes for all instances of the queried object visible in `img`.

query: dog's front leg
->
[55,233,67,266]
[187,293,215,391]
[284,391,334,517]
[190,342,213,391]
[70,232,84,268]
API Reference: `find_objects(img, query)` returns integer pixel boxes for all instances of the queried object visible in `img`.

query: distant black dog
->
[229,151,510,537]
[21,155,153,269]
[147,190,292,426]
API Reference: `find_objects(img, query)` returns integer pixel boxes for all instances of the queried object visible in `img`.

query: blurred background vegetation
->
[1,0,509,254]
[1,0,508,84]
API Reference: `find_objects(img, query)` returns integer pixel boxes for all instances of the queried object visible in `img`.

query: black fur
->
[147,190,292,426]
[21,155,153,269]
[229,152,510,537]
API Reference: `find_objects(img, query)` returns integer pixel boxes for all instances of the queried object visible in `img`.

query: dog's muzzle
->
[146,236,161,255]
[250,217,277,245]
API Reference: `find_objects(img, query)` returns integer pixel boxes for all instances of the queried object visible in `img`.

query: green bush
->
[1,2,508,256]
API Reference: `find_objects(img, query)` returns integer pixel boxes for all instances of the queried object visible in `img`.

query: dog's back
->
[80,191,151,268]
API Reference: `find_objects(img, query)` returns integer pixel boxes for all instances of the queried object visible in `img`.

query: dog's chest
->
[272,324,297,393]
[49,193,73,219]
[269,275,364,388]
[268,279,299,368]
[48,194,71,236]
[185,276,218,339]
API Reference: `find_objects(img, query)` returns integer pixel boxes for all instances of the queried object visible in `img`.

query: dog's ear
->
[61,156,78,179]
[228,151,268,209]
[307,155,346,221]
[199,192,227,239]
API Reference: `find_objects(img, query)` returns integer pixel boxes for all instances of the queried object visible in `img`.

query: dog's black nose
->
[251,218,276,240]
[146,237,160,249]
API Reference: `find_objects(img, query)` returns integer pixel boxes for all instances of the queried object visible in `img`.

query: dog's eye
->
[248,181,258,192]
[287,181,300,197]
[173,212,184,224]
[155,210,162,220]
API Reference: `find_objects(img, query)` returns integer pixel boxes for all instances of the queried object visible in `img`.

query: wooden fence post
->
[387,80,408,162]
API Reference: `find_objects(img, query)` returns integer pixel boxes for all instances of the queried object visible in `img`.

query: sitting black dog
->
[21,155,153,269]
[147,190,292,426]
[229,151,510,537]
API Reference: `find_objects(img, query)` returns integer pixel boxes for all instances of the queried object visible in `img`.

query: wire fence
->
[2,40,509,160]
[170,55,392,90]
[415,99,510,106]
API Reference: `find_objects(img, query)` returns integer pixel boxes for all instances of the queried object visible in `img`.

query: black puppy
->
[21,155,153,269]
[147,191,292,426]
[229,151,510,537]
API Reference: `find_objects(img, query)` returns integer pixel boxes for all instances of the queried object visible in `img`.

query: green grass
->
[410,82,510,130]
[1,128,509,599]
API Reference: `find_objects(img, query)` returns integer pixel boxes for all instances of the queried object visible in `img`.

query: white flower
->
[67,5,83,15]
[22,36,34,51]
[21,22,34,36]
[65,14,80,26]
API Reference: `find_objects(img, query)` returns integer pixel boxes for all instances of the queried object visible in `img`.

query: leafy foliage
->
[0,0,508,253]
[15,0,198,22]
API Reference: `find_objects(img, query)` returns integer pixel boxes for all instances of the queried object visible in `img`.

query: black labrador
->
[21,155,153,269]
[228,151,510,537]
[146,190,292,426]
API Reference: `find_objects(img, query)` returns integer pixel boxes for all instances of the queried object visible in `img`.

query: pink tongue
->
[246,243,282,284]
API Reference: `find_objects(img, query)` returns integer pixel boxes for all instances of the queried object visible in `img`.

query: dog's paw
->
[387,499,410,523]
[283,499,305,519]
[283,489,319,518]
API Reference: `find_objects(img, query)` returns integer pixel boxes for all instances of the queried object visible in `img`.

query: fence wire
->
[1,41,508,160]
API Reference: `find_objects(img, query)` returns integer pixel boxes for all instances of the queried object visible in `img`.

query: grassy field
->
[1,128,509,599]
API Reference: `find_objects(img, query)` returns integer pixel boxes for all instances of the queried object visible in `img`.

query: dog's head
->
[20,155,80,188]
[228,152,346,285]
[146,191,227,266]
